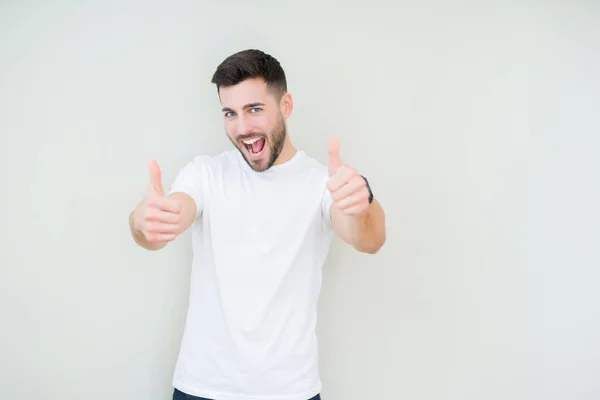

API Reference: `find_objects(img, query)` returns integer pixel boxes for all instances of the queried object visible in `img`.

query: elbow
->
[369,238,386,254]
[363,246,381,255]
[356,234,386,254]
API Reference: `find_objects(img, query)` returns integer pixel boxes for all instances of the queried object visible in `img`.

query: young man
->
[129,49,386,400]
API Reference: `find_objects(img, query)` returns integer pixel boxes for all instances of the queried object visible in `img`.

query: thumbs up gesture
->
[132,159,182,244]
[327,136,371,216]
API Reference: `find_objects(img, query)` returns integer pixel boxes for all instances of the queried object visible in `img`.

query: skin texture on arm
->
[330,198,386,254]
[129,159,198,251]
[326,136,386,254]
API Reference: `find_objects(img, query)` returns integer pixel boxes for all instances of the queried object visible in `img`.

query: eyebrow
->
[221,102,265,113]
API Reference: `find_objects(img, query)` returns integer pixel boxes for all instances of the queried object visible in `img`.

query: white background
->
[1,1,599,399]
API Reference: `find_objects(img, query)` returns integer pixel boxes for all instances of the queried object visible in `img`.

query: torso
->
[172,149,334,400]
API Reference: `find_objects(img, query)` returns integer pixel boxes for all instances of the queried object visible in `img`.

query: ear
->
[280,92,294,119]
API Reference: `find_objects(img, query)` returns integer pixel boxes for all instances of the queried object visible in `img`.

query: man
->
[129,49,386,400]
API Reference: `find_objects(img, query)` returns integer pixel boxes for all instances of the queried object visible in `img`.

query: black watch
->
[361,175,374,204]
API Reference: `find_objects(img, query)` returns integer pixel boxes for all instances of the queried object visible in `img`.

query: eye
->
[250,107,262,113]
[225,111,236,118]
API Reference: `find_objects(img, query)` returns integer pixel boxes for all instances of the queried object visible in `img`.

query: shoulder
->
[295,151,328,175]
[171,151,239,191]
[298,151,330,186]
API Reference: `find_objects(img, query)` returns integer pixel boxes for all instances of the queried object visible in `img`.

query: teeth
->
[242,137,261,144]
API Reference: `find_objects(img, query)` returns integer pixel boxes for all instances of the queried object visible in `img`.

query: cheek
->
[253,114,272,131]
[224,121,236,137]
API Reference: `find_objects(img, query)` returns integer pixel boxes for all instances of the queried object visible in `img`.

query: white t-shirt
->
[168,148,335,400]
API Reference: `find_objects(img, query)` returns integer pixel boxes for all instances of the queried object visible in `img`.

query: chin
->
[239,146,270,171]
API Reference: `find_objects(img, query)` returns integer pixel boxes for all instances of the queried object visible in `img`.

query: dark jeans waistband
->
[173,388,321,400]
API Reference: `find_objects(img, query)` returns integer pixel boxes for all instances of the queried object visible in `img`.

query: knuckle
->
[146,204,159,215]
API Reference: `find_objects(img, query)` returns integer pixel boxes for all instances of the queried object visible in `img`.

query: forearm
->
[335,199,386,254]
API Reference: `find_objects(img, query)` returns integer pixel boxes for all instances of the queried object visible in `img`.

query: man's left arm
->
[326,136,386,254]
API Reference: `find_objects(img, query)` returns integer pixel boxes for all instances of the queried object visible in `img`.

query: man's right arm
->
[129,159,199,251]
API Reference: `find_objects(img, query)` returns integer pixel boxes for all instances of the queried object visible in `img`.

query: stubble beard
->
[233,115,287,172]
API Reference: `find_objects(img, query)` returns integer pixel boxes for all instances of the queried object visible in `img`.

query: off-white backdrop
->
[1,1,599,399]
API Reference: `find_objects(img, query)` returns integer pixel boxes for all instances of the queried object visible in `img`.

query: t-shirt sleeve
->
[320,167,334,229]
[168,156,207,220]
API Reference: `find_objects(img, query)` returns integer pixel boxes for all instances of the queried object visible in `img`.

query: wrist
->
[360,175,373,204]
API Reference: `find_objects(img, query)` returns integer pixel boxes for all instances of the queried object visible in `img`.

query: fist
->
[327,136,370,216]
[133,159,182,243]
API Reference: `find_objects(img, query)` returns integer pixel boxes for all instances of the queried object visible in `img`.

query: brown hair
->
[211,49,287,98]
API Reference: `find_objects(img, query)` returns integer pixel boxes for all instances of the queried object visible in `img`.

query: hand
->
[133,159,182,243]
[327,136,370,216]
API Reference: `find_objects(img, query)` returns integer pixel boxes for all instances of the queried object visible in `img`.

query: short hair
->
[211,49,287,98]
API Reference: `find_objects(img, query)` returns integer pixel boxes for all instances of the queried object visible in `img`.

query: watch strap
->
[361,175,374,204]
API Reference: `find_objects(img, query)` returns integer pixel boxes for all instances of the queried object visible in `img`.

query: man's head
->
[211,49,293,172]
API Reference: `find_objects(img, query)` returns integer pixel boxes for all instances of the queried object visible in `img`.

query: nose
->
[236,115,254,136]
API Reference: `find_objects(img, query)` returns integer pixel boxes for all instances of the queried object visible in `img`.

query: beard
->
[231,113,287,172]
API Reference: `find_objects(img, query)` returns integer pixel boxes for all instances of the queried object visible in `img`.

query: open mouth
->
[241,136,266,159]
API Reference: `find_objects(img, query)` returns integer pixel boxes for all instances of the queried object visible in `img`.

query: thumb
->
[327,135,342,176]
[147,158,164,196]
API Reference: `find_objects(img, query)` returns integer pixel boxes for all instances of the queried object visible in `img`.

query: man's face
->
[219,78,289,172]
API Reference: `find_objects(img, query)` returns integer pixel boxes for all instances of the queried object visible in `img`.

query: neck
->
[273,135,297,166]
